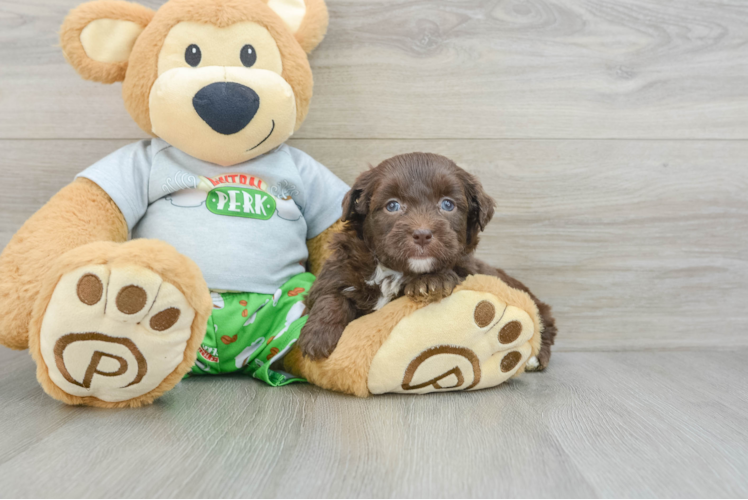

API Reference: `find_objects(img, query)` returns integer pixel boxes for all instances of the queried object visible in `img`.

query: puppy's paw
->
[403,271,460,303]
[525,356,541,371]
[298,321,345,360]
[524,349,550,372]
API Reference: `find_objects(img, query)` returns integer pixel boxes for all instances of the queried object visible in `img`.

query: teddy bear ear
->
[60,0,155,84]
[265,0,329,53]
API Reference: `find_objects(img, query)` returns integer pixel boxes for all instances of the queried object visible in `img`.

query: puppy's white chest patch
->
[366,263,404,311]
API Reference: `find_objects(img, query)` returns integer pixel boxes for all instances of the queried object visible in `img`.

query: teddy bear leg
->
[0,179,129,351]
[285,274,543,396]
[27,239,212,408]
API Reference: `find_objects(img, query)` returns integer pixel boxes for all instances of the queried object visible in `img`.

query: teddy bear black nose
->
[192,82,260,135]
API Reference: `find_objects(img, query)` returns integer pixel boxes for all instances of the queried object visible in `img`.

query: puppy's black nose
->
[193,82,260,135]
[412,229,433,247]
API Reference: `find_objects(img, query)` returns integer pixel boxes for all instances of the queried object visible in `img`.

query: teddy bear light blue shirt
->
[77,139,349,293]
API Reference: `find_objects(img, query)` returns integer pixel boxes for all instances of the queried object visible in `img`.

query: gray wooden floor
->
[1,0,748,497]
[1,347,747,498]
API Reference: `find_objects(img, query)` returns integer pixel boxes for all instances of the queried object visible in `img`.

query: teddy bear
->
[0,0,544,408]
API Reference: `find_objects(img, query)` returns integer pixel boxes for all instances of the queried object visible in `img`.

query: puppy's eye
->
[240,44,257,67]
[385,201,401,213]
[185,44,201,67]
[440,199,456,211]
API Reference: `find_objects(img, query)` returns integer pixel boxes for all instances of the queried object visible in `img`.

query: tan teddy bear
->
[0,0,543,407]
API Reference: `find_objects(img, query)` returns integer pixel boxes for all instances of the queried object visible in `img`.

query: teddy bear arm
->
[0,178,127,350]
[305,219,345,276]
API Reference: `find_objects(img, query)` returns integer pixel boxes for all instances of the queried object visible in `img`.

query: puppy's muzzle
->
[193,82,260,135]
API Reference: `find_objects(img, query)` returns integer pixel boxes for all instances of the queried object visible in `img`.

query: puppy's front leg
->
[298,293,357,360]
[402,270,461,303]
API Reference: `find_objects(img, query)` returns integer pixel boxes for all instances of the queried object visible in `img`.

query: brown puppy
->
[298,153,557,370]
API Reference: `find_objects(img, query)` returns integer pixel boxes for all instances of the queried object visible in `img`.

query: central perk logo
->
[206,186,276,220]
[165,173,302,221]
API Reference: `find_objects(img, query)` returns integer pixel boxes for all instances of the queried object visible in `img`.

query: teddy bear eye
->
[185,44,201,67]
[240,44,257,67]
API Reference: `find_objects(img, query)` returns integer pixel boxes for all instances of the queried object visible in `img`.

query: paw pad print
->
[368,290,536,395]
[39,265,196,403]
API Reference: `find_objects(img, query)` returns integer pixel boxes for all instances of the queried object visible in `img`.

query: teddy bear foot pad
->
[38,264,195,403]
[368,290,536,394]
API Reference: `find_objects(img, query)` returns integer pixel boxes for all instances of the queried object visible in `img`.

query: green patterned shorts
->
[186,273,314,386]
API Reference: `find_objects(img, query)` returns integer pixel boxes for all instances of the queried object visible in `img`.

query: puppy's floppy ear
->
[265,0,329,54]
[460,169,496,247]
[60,0,154,84]
[342,167,378,230]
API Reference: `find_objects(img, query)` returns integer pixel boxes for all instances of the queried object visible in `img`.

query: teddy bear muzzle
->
[149,66,297,167]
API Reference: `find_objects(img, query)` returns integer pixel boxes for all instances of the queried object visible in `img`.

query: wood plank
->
[0,347,746,497]
[0,347,81,466]
[1,138,746,350]
[1,0,748,139]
